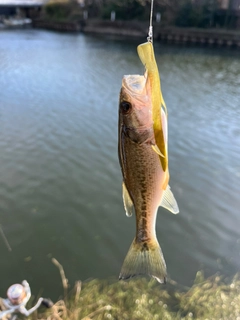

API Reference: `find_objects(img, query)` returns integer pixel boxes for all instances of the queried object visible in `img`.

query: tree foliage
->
[43,0,240,28]
[44,0,82,21]
[100,0,149,20]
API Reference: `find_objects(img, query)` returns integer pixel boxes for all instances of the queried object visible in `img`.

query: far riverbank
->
[32,18,240,48]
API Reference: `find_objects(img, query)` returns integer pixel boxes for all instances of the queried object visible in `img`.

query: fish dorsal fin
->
[137,42,168,171]
[122,182,134,217]
[160,185,179,214]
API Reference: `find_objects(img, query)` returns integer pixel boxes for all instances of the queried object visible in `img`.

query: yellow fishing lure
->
[137,42,168,172]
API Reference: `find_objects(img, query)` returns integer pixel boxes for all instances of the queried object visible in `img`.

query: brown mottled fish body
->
[118,73,178,283]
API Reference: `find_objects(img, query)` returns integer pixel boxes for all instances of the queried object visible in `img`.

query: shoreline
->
[29,271,240,320]
[31,18,240,48]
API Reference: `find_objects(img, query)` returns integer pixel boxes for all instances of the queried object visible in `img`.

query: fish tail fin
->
[119,237,167,284]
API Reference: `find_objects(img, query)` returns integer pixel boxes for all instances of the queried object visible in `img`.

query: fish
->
[118,42,179,284]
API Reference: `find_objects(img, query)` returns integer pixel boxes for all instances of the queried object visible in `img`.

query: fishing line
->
[147,0,154,43]
[0,224,12,252]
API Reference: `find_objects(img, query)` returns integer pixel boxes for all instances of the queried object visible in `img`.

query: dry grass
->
[34,259,112,320]
[30,259,240,320]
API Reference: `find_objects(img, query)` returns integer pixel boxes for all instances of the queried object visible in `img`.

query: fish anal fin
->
[122,182,134,217]
[119,237,167,284]
[160,185,179,214]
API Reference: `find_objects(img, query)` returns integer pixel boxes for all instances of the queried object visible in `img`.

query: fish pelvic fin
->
[122,182,134,217]
[119,237,167,284]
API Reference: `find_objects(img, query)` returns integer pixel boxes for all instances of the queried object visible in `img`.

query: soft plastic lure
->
[137,42,168,172]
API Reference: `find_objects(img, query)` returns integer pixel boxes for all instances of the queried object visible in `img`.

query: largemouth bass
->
[118,42,179,284]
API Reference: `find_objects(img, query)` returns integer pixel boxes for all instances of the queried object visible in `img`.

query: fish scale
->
[122,133,163,242]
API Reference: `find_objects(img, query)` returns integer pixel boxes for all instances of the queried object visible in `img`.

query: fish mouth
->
[122,75,147,95]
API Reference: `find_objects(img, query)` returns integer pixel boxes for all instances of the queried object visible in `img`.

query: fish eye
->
[120,101,132,113]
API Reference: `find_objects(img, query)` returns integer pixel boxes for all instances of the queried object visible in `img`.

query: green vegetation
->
[41,0,239,29]
[175,1,212,28]
[44,0,82,22]
[100,0,149,21]
[174,0,235,28]
[33,270,240,319]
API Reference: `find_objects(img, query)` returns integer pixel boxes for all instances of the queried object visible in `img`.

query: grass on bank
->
[27,258,240,320]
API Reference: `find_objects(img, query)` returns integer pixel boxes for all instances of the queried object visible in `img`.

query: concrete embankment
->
[155,26,240,47]
[33,19,148,36]
[33,19,82,32]
[33,19,240,47]
[82,19,148,38]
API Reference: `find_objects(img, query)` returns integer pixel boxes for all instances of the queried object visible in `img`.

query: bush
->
[175,0,220,28]
[44,0,81,21]
[100,0,149,21]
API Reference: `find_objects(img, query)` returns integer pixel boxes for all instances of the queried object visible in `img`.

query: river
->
[0,29,239,300]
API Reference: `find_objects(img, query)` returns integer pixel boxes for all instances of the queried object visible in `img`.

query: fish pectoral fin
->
[151,144,165,158]
[160,185,179,214]
[122,182,134,217]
